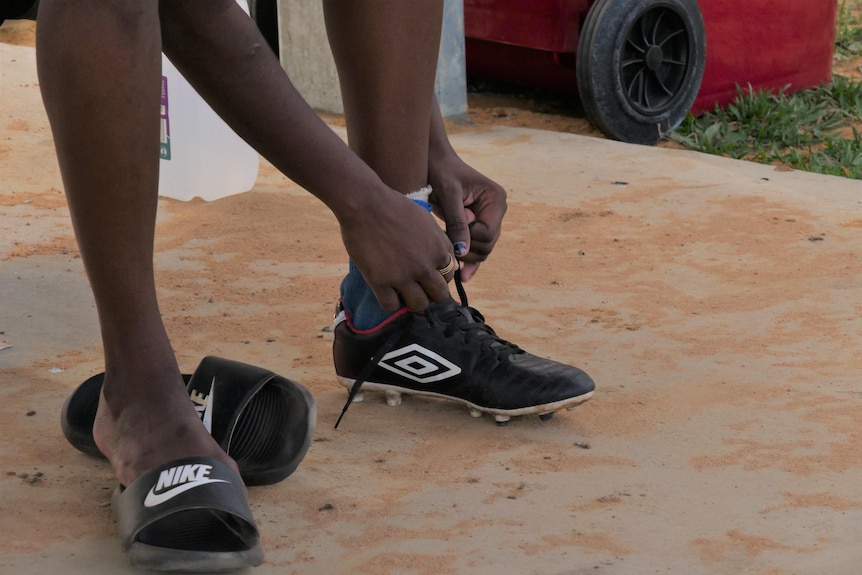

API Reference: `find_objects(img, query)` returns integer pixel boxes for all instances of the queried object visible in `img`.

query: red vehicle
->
[464,0,837,144]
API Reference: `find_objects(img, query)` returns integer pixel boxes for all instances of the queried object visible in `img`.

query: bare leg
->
[36,0,231,487]
[323,0,443,193]
[323,1,447,328]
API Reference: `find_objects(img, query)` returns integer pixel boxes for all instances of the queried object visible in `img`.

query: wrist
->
[330,183,404,228]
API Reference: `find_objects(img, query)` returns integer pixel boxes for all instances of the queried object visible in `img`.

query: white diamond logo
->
[378,344,461,383]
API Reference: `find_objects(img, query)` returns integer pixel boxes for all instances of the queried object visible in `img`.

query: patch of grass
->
[670,1,862,180]
[784,128,862,179]
[816,74,862,120]
[835,0,862,60]
[671,82,862,180]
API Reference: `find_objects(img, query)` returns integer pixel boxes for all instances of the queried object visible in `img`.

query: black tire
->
[577,0,705,145]
[1,0,38,21]
[249,0,280,58]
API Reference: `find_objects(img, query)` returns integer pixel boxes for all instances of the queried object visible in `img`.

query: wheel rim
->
[619,4,693,116]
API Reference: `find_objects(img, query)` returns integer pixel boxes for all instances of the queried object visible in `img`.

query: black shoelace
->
[334,271,521,428]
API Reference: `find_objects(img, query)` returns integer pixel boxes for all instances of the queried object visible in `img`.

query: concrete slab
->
[3,40,862,575]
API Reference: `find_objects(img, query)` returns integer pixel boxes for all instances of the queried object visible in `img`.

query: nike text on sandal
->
[333,273,595,427]
[61,356,316,486]
[113,456,263,572]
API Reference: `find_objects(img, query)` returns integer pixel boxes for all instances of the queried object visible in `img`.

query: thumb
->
[434,184,472,260]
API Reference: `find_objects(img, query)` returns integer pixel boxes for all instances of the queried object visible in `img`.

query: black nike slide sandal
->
[113,456,263,572]
[60,356,316,486]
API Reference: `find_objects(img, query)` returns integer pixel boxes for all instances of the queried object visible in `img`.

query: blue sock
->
[339,261,390,330]
[340,189,434,330]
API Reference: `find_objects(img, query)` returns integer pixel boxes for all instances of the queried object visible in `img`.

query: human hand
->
[338,191,455,312]
[428,152,507,282]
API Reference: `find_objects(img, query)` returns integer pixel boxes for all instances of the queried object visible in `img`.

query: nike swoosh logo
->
[201,378,215,434]
[144,478,228,508]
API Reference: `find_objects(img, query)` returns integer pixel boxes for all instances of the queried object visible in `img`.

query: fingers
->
[371,282,434,314]
[436,253,458,283]
[429,180,506,285]
[412,251,456,306]
[458,220,496,264]
[370,285,404,314]
[421,259,455,304]
[369,252,454,314]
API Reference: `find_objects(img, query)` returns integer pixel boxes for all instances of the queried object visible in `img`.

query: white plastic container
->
[158,0,259,201]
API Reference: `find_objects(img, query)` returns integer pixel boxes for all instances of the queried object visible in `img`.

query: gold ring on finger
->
[436,254,455,277]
